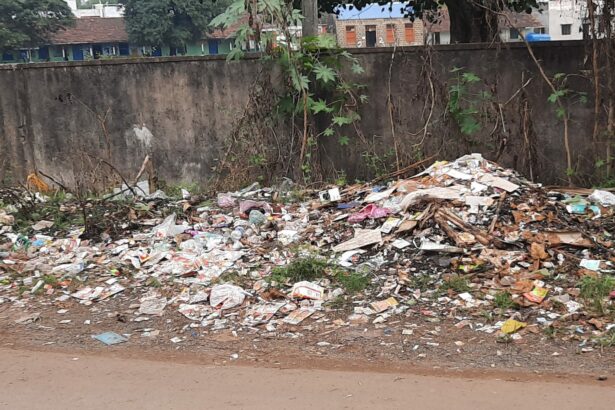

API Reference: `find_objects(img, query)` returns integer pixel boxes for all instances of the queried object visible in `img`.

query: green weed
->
[146,277,162,288]
[594,329,615,348]
[160,182,203,198]
[439,275,471,294]
[334,270,370,294]
[543,325,557,339]
[216,270,251,288]
[579,275,615,316]
[494,292,516,310]
[269,257,328,284]
[410,274,433,292]
[42,275,58,286]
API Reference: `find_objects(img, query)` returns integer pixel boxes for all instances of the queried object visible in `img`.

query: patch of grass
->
[543,325,557,339]
[334,270,370,294]
[480,310,494,324]
[439,275,471,294]
[284,189,308,204]
[496,334,513,344]
[269,257,328,284]
[579,275,615,315]
[594,329,615,347]
[42,275,58,286]
[494,291,516,310]
[216,270,251,288]
[160,182,203,198]
[146,277,162,288]
[411,274,433,292]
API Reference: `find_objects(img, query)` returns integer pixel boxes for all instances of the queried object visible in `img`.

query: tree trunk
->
[444,0,500,43]
[302,0,318,37]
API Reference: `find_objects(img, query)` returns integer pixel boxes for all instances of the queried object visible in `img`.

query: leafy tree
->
[123,0,230,48]
[316,0,541,43]
[0,0,74,51]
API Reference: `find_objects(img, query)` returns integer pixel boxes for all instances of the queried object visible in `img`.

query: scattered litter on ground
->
[93,331,128,345]
[1,154,615,352]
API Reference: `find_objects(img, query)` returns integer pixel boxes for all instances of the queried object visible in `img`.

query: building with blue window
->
[1,17,130,63]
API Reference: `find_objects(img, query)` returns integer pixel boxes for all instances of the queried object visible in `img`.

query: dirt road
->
[1,348,613,409]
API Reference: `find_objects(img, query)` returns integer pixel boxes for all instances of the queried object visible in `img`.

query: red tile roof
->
[502,11,544,29]
[51,17,128,45]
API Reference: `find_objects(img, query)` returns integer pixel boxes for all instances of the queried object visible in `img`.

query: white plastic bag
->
[210,284,246,309]
[153,213,185,238]
[589,190,615,207]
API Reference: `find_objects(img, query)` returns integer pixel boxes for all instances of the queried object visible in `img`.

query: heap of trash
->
[1,154,615,347]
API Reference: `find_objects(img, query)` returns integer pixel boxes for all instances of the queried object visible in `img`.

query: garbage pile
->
[1,154,615,348]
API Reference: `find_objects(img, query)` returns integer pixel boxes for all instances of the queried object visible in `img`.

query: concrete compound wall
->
[0,41,599,189]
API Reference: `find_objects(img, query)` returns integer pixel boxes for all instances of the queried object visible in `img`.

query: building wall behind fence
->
[0,41,600,189]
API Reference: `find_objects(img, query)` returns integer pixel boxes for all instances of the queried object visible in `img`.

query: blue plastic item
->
[93,332,128,345]
[526,33,551,42]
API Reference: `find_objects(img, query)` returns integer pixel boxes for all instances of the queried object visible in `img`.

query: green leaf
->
[351,63,365,74]
[332,116,354,127]
[277,96,296,114]
[338,136,350,146]
[359,94,369,104]
[548,93,558,104]
[554,72,566,80]
[339,51,354,60]
[555,107,566,119]
[290,9,304,25]
[210,0,246,28]
[460,116,481,135]
[316,34,337,49]
[462,72,481,83]
[323,128,335,136]
[310,99,333,114]
[479,90,492,100]
[226,47,244,61]
[313,63,336,84]
[290,69,310,92]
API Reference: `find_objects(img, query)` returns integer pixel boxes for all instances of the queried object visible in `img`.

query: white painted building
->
[536,0,586,40]
[65,0,124,18]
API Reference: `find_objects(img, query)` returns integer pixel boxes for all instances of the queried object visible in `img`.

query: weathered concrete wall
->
[321,41,596,185]
[0,41,598,188]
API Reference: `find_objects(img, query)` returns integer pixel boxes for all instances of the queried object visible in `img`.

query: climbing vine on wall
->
[211,0,367,182]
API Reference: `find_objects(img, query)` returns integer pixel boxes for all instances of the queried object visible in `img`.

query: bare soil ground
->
[2,346,615,410]
[2,294,614,383]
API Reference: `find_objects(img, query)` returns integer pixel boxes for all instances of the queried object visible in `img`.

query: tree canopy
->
[0,0,74,51]
[317,0,541,43]
[123,0,230,47]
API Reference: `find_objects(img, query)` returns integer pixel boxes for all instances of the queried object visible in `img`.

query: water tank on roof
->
[526,33,551,42]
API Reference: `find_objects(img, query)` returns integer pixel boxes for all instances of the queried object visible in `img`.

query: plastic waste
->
[249,210,266,225]
[588,190,615,207]
[291,281,324,300]
[239,200,272,214]
[347,204,390,223]
[51,262,85,276]
[139,295,167,316]
[153,213,185,238]
[210,284,246,309]
[231,226,245,242]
